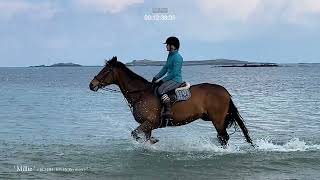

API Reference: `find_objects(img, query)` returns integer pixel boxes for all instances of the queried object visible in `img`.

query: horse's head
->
[89,56,118,91]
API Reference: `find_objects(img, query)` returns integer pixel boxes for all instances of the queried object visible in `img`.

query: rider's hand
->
[152,77,157,83]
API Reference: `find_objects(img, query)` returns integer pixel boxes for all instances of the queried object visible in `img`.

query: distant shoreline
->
[125,59,279,67]
[20,60,320,68]
[219,64,279,67]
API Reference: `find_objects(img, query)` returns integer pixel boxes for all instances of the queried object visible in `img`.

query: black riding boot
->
[161,94,173,121]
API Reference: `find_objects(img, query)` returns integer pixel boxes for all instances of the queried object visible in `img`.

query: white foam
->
[131,136,245,154]
[255,138,320,152]
[131,136,320,154]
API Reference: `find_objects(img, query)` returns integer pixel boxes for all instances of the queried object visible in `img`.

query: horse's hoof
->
[149,137,159,144]
[217,135,228,147]
[131,130,141,141]
[222,144,228,149]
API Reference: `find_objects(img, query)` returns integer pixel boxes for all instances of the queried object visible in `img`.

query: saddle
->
[153,81,192,127]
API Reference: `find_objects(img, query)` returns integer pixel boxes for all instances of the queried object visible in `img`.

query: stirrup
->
[163,116,173,127]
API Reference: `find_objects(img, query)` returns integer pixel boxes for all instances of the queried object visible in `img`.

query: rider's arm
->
[154,63,168,80]
[162,56,182,81]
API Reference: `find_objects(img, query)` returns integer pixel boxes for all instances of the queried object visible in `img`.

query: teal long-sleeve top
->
[154,50,183,83]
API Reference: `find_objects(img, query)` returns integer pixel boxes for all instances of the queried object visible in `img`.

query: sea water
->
[0,64,319,179]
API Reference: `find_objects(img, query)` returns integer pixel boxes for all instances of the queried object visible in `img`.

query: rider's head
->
[164,36,180,52]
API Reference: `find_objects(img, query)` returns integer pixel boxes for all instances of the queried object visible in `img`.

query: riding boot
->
[161,94,173,121]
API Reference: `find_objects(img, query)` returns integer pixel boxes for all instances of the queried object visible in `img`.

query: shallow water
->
[0,64,320,179]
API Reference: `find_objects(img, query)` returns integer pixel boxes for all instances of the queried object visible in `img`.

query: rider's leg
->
[160,94,173,120]
[157,80,181,121]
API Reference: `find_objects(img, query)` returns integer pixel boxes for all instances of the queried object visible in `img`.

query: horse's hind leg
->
[210,114,229,147]
[216,128,229,147]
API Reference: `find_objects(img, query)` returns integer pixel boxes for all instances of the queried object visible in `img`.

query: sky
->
[0,0,320,67]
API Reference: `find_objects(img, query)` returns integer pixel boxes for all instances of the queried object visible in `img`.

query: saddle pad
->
[175,89,191,101]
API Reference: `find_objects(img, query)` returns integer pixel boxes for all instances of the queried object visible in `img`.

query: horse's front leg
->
[145,131,159,144]
[131,120,159,144]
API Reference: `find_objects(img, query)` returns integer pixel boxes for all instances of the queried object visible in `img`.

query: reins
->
[93,61,153,115]
[94,64,150,96]
[98,84,151,113]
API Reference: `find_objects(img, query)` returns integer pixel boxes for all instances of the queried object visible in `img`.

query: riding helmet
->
[164,36,180,49]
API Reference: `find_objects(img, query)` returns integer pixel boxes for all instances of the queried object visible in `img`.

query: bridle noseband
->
[93,64,150,95]
[92,63,154,110]
[93,66,114,88]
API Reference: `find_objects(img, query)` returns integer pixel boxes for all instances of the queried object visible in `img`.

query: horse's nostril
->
[89,83,93,89]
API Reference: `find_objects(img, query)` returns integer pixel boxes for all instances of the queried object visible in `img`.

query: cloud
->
[0,0,58,20]
[196,0,320,25]
[74,0,144,14]
[198,0,260,22]
[282,0,320,25]
[165,0,320,42]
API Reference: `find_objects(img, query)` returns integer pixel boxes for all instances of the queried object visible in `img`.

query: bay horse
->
[89,56,253,146]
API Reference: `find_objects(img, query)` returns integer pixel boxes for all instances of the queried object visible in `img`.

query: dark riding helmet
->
[164,36,180,49]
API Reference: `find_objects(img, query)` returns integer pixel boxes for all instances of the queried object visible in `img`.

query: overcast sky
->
[0,0,320,67]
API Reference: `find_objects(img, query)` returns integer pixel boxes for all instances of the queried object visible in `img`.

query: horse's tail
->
[225,98,253,145]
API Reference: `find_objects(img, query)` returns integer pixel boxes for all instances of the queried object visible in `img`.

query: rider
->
[152,36,183,122]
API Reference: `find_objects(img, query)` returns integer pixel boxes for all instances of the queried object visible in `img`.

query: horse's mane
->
[114,61,150,84]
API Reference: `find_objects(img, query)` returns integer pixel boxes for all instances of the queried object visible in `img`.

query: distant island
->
[220,64,278,67]
[126,59,278,67]
[30,63,82,67]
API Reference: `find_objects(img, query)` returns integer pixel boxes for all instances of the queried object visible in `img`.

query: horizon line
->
[1,62,320,68]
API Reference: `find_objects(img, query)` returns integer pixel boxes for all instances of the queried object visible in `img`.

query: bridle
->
[93,64,152,109]
[93,63,115,89]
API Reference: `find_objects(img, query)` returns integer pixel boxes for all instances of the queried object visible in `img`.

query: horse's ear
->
[105,56,117,66]
[110,56,117,65]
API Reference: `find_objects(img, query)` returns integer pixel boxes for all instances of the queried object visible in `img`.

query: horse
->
[89,56,253,146]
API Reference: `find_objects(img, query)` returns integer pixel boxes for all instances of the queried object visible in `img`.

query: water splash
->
[255,138,320,152]
[131,136,320,153]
